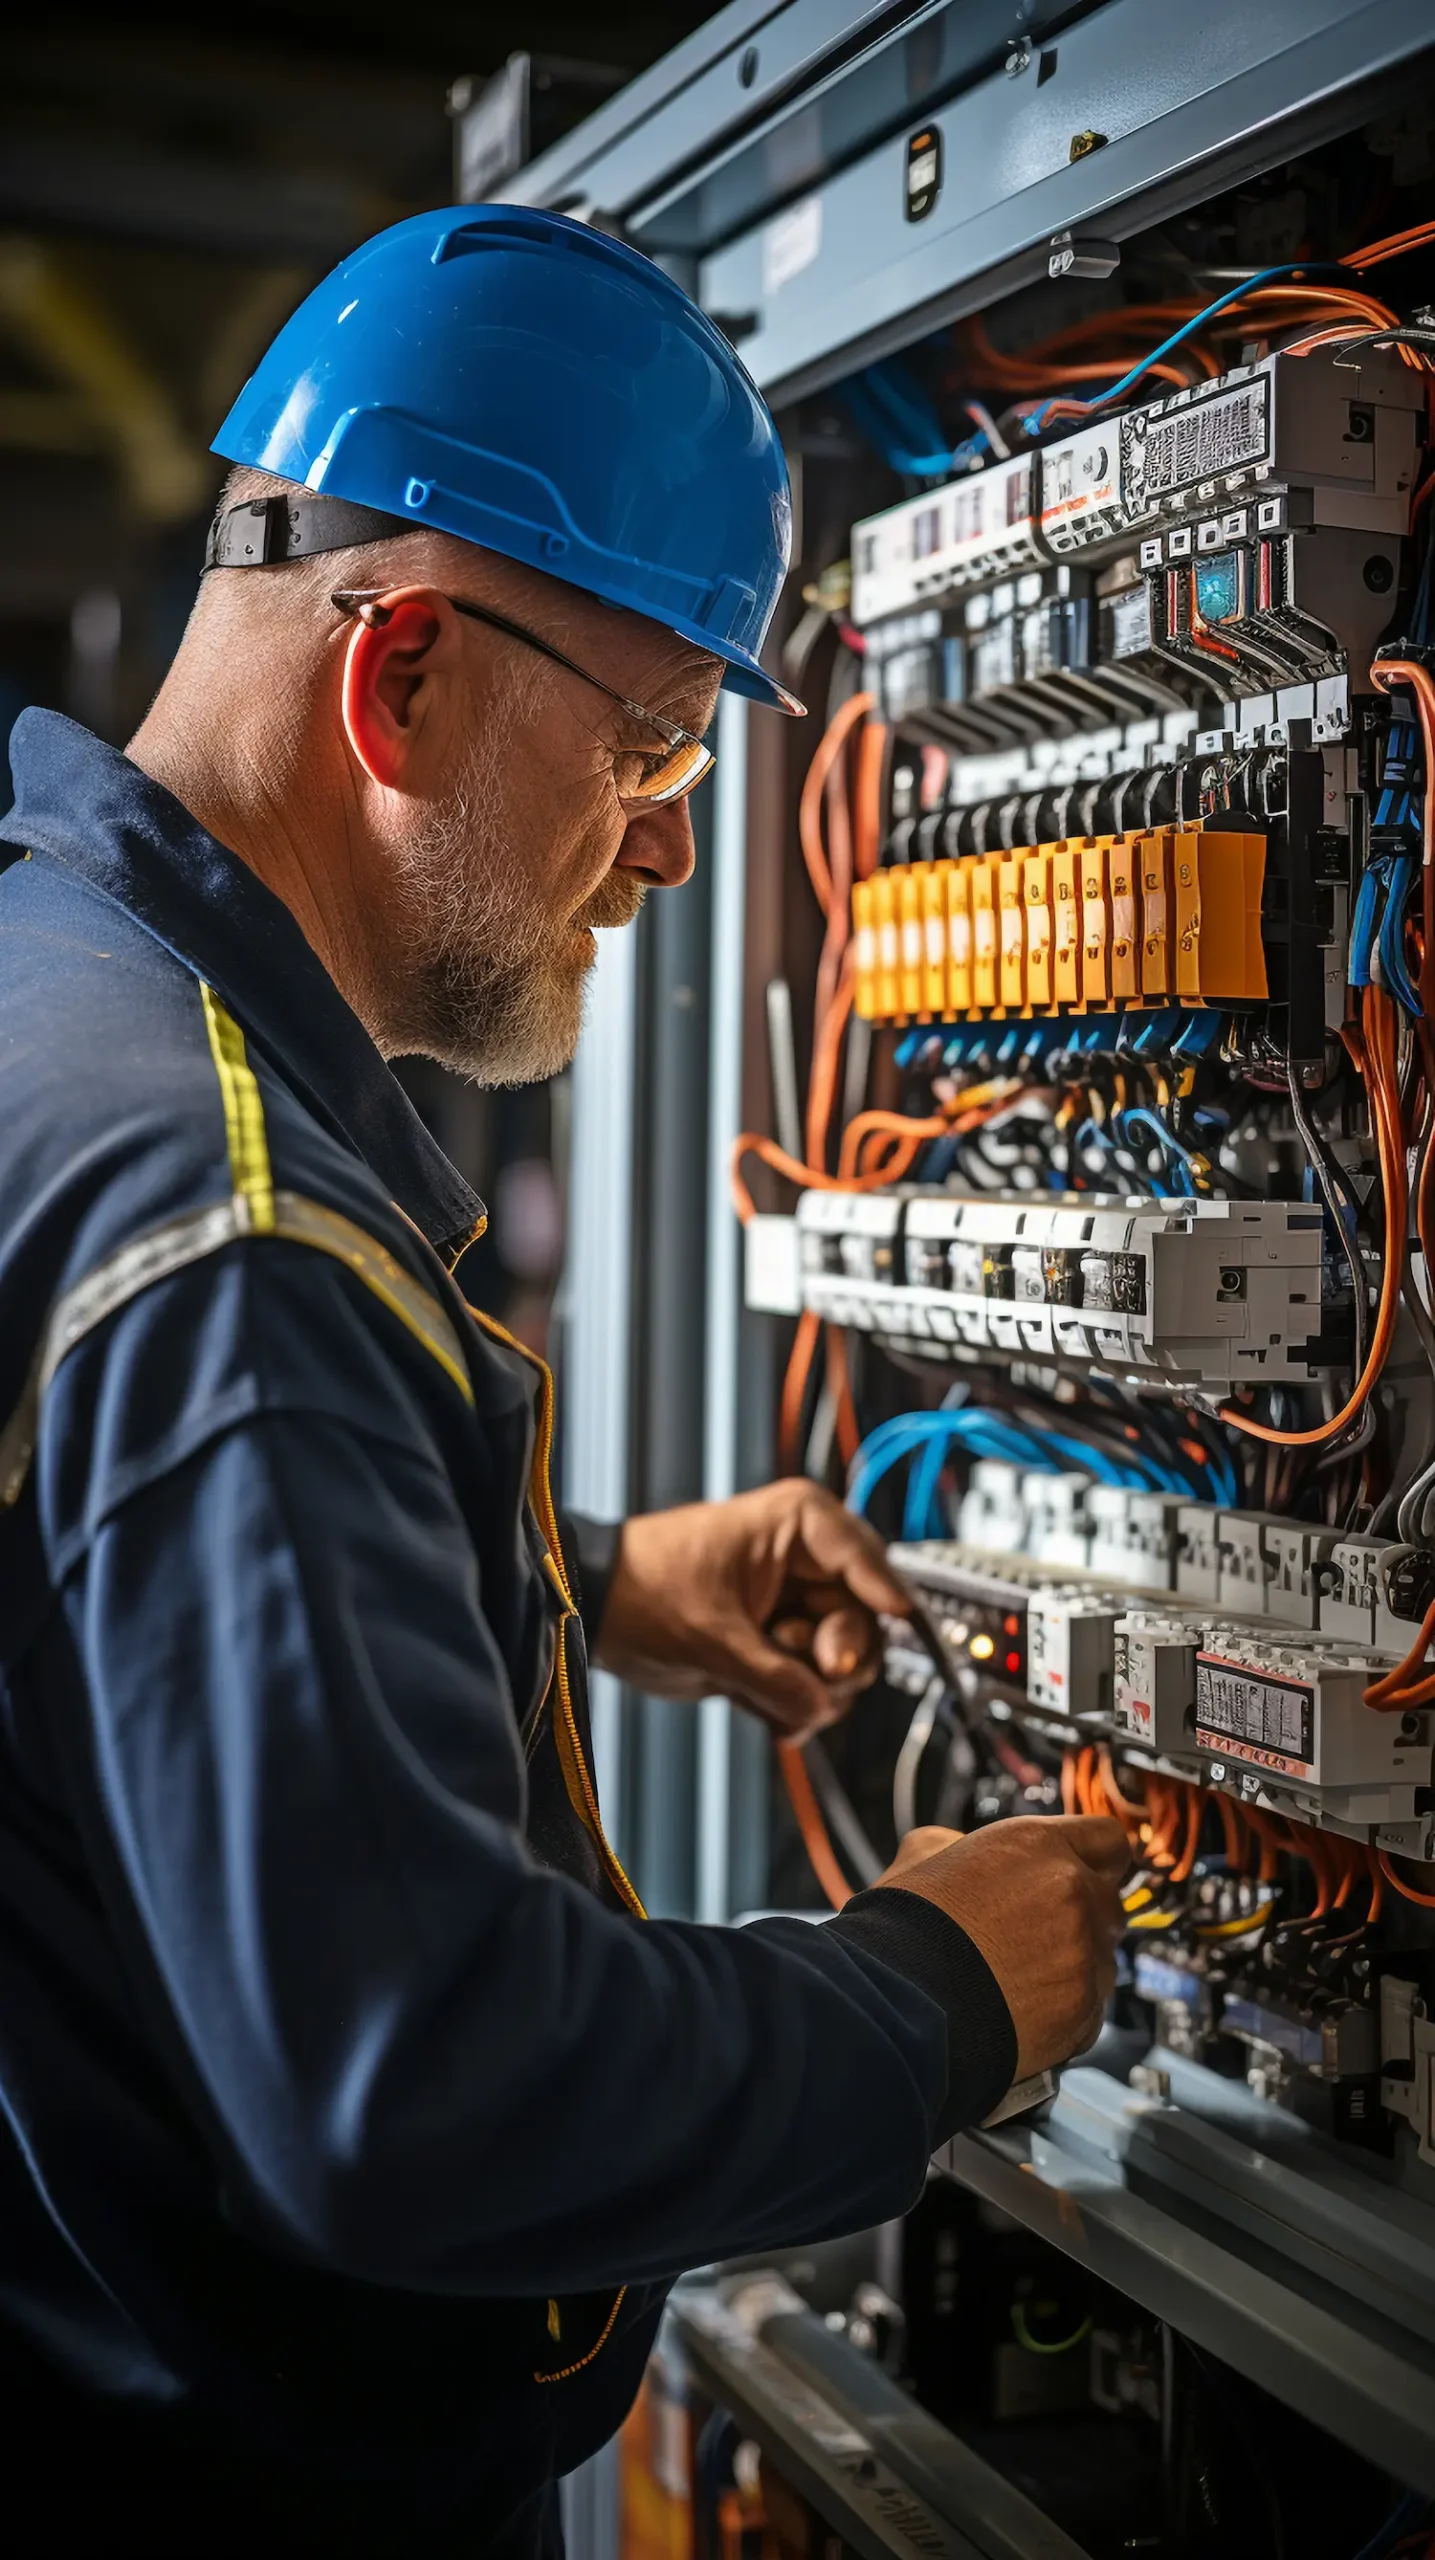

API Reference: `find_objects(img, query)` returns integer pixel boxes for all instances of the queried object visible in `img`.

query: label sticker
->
[763,194,822,294]
[1195,1654,1314,1776]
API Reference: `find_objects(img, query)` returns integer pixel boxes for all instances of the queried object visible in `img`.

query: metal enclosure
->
[459,0,1435,2527]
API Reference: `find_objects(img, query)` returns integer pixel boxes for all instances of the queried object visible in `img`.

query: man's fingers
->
[791,1493,912,1618]
[811,1606,880,1684]
[1049,1814,1132,1882]
[768,1607,882,1691]
[722,1622,839,1738]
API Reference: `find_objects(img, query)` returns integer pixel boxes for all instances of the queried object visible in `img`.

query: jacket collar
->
[0,710,485,1260]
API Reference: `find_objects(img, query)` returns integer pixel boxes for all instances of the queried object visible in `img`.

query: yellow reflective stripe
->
[200,983,274,1233]
[465,1299,645,1920]
[272,1194,473,1405]
[0,1192,476,1515]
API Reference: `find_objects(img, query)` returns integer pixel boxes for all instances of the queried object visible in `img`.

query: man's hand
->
[593,1482,911,1740]
[872,1816,1130,2079]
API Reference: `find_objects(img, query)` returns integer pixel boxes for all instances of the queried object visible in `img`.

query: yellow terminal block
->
[1173,830,1269,1003]
[1022,848,1053,1012]
[872,868,901,1022]
[921,861,949,1015]
[1106,836,1138,1004]
[852,876,877,1019]
[970,854,999,1013]
[1080,840,1109,1010]
[998,853,1025,1011]
[1138,830,1173,999]
[1051,845,1080,1008]
[849,829,1268,1025]
[946,857,974,1013]
[899,863,927,1019]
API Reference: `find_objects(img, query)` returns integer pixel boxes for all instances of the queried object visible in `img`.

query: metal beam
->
[698,0,1435,403]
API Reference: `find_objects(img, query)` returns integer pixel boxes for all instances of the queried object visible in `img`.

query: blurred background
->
[0,1,712,1344]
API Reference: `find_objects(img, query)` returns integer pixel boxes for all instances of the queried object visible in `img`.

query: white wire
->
[893,1675,946,1839]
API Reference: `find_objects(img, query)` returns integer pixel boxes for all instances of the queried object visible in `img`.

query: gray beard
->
[386,706,603,1086]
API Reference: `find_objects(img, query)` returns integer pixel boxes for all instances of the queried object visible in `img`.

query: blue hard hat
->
[212,204,800,714]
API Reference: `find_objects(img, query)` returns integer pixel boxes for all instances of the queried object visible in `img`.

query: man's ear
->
[340,595,448,788]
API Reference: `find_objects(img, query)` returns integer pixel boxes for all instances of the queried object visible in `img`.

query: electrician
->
[0,208,1127,2556]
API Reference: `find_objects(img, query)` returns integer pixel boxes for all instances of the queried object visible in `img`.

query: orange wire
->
[826,1320,860,1469]
[797,692,872,921]
[779,1743,851,1911]
[807,950,856,1174]
[1365,1845,1386,1923]
[1060,1751,1079,1816]
[1168,1784,1204,1886]
[778,1309,822,1474]
[1215,1791,1248,1872]
[1377,1849,1435,1909]
[1350,216,1435,270]
[1220,985,1406,1445]
[1097,1747,1148,1840]
[852,719,887,883]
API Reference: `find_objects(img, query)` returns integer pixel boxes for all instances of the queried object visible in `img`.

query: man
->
[0,207,1126,2552]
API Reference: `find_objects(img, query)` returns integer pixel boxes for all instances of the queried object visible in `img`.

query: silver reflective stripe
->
[0,1188,473,1513]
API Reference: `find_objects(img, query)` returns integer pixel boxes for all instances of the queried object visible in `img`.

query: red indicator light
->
[1003,1613,1019,1636]
[1005,1650,1021,1675]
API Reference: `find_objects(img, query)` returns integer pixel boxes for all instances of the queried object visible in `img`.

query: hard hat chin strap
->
[203,492,414,573]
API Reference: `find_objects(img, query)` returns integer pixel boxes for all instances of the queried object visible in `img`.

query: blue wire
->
[1377,853,1421,1015]
[1349,861,1381,987]
[1019,262,1356,433]
[1118,1105,1199,1196]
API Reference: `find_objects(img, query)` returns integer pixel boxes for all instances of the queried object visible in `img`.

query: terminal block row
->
[851,826,1267,1025]
[745,1188,1329,1387]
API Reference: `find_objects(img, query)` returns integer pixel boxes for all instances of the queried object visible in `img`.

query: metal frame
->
[539,7,1435,2522]
[939,2117,1435,2493]
[674,2280,1097,2559]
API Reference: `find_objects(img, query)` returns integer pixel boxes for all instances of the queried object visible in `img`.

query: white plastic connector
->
[1114,1613,1198,1755]
[1195,1633,1434,1825]
[1027,1592,1119,1719]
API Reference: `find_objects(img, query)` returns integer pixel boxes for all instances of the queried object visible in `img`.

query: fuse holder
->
[1023,848,1053,1011]
[946,858,974,1013]
[971,854,999,1013]
[1051,845,1081,1008]
[920,861,948,1015]
[852,876,877,1019]
[899,863,927,1019]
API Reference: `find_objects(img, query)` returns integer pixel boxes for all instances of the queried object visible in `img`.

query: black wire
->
[1286,1059,1370,1379]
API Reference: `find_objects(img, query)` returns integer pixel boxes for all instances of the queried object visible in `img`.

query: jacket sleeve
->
[559,1509,623,1648]
[39,1245,1014,2298]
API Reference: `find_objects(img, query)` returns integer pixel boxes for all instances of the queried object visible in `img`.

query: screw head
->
[1005,39,1032,74]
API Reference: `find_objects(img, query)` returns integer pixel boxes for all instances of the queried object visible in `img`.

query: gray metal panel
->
[675,2283,1096,2559]
[699,0,1435,401]
[561,919,639,1828]
[697,694,751,1923]
[938,2123,1435,2493]
[493,1,921,216]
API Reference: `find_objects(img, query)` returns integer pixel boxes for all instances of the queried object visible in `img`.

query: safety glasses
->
[331,587,716,806]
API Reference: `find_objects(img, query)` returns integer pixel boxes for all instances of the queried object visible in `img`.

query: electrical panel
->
[622,6,1435,2526]
[732,99,1435,2317]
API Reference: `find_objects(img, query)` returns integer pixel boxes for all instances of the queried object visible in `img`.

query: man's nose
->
[612,798,697,889]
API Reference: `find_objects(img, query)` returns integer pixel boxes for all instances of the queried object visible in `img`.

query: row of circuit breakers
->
[847,344,1421,1031]
[746,1189,1327,1387]
[886,1492,1435,2159]
[888,1466,1435,1851]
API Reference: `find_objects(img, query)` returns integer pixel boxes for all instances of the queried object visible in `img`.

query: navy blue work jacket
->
[0,712,1014,2554]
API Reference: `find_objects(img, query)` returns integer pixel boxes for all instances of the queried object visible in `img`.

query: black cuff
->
[559,1512,623,1647]
[828,1886,1017,2142]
